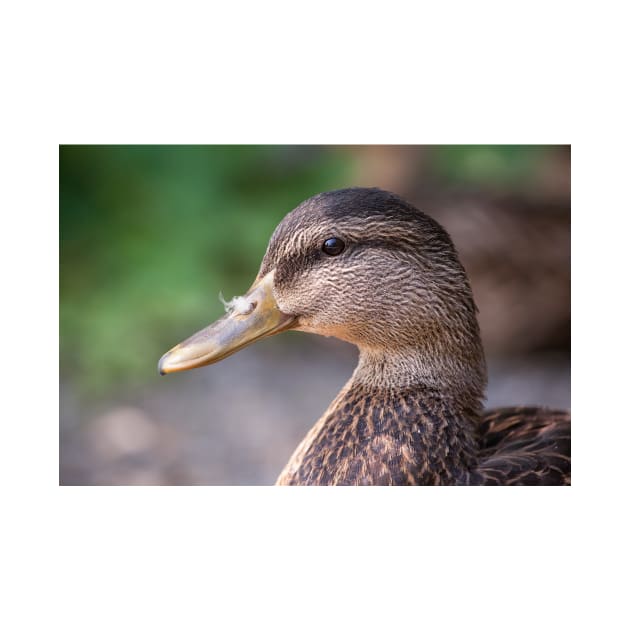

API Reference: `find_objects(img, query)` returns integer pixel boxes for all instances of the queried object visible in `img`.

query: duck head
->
[159,188,486,399]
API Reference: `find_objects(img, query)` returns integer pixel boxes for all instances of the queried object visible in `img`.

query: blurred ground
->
[59,145,570,485]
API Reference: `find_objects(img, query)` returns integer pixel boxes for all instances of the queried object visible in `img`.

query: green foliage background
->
[60,145,552,395]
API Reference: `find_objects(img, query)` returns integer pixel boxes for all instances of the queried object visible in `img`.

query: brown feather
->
[268,188,570,486]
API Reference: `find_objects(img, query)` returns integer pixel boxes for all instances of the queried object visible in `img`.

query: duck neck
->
[354,346,485,470]
[353,346,486,412]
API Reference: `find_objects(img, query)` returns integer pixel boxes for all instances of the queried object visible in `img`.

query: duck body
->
[159,187,570,486]
[277,382,480,485]
[277,384,570,485]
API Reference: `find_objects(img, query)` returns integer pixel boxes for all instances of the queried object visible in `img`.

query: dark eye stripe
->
[322,237,345,256]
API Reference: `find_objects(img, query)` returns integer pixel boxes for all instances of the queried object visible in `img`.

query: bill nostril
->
[221,293,257,316]
[232,297,256,316]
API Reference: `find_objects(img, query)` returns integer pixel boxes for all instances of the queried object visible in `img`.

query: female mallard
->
[159,188,570,485]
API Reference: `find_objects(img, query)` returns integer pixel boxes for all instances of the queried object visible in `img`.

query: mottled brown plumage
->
[161,187,571,485]
[276,385,570,486]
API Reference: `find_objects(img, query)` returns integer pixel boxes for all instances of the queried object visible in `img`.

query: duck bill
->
[158,271,295,375]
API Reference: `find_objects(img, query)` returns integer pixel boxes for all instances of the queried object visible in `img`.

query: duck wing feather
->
[465,407,570,485]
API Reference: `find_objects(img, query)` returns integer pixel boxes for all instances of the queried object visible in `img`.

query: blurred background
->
[60,145,570,485]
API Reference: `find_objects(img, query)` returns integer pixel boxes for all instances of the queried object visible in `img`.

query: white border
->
[3,2,628,629]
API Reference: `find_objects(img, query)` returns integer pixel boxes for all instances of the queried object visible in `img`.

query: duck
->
[159,187,570,485]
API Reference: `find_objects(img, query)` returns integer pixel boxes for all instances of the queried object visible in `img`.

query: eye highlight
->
[322,237,345,256]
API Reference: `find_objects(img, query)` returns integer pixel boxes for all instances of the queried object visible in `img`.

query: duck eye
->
[322,237,345,256]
